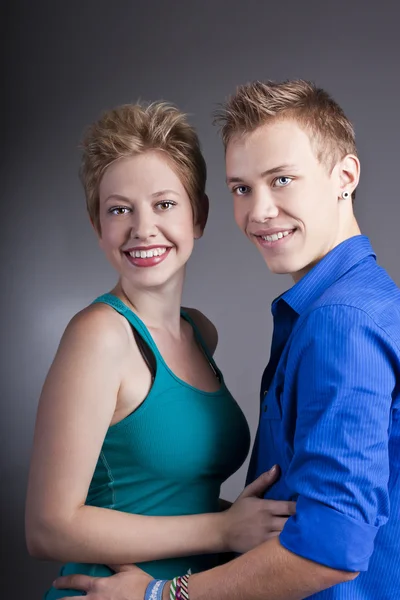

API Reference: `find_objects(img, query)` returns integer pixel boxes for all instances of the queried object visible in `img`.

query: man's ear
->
[338,154,360,198]
[194,194,209,239]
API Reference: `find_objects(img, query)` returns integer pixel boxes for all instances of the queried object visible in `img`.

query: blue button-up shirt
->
[247,235,400,599]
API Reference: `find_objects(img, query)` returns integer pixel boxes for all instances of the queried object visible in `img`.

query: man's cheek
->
[233,207,244,231]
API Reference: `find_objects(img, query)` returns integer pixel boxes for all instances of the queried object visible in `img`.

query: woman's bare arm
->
[26,306,290,565]
[25,306,226,564]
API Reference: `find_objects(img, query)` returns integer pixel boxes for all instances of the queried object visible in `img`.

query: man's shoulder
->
[316,260,399,309]
[305,260,400,345]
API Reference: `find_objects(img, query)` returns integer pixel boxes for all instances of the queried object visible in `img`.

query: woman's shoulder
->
[182,307,218,355]
[60,301,132,358]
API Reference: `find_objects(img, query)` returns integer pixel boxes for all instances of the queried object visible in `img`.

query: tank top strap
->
[92,293,161,359]
[180,309,221,377]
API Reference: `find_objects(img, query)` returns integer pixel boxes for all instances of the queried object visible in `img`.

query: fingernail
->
[269,465,278,473]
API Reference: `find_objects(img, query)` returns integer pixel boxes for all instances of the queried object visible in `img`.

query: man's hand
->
[54,564,153,600]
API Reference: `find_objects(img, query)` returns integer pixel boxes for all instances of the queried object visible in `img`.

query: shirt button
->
[263,404,268,412]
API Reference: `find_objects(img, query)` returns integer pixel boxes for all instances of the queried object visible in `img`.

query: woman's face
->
[98,151,202,291]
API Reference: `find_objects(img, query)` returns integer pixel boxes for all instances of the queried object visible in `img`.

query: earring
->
[341,190,350,199]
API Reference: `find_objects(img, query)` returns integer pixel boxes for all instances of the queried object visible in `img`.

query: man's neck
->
[292,218,361,284]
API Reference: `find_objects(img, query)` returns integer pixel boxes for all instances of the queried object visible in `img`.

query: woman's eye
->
[109,206,130,215]
[157,201,175,210]
[233,185,251,196]
[274,177,293,187]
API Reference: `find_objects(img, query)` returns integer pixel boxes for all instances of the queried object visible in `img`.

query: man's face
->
[226,119,350,281]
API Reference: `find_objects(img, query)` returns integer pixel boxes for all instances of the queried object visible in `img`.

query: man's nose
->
[249,191,279,223]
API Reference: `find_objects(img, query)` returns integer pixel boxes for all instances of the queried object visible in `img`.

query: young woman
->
[25,102,295,598]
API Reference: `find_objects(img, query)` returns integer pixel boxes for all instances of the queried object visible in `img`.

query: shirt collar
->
[272,235,376,317]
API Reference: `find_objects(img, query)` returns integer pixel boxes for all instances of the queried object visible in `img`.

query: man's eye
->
[233,185,250,196]
[109,206,130,215]
[274,177,293,187]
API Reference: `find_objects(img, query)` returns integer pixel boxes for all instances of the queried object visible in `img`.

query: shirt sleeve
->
[279,305,395,572]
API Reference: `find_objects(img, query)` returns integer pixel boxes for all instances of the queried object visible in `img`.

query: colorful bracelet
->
[169,573,190,600]
[144,579,169,600]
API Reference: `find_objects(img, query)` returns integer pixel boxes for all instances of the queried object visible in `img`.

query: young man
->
[55,80,400,599]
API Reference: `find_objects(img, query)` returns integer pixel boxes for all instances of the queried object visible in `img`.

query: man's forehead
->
[225,122,315,179]
[228,120,310,150]
[226,163,300,184]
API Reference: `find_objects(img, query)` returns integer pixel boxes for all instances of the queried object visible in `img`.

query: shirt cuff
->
[279,496,378,571]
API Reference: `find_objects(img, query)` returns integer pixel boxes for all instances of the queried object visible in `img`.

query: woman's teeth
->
[129,247,167,258]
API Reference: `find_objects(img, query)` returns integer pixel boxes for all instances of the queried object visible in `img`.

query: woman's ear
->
[89,217,103,245]
[194,194,209,239]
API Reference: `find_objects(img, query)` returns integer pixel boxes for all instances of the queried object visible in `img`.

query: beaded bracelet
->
[144,579,169,600]
[169,573,190,600]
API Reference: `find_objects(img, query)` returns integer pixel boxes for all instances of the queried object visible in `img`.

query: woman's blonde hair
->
[80,102,207,233]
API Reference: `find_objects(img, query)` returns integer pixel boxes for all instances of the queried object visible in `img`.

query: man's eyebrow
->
[261,164,298,177]
[226,164,298,184]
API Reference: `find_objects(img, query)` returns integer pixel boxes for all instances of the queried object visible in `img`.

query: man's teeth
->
[129,247,167,258]
[262,231,292,242]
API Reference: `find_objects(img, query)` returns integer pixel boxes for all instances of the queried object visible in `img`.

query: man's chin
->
[264,260,295,276]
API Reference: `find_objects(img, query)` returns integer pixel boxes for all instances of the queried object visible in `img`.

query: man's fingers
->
[241,465,280,498]
[53,574,94,591]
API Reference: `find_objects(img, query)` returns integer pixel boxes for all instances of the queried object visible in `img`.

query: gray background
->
[3,0,400,596]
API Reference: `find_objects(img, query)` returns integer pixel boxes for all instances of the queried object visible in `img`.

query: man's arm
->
[175,537,356,600]
[278,305,393,572]
[53,538,356,600]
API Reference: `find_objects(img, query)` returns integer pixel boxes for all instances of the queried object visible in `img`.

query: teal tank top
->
[44,294,250,598]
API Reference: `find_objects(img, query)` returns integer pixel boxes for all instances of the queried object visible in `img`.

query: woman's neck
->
[112,274,185,336]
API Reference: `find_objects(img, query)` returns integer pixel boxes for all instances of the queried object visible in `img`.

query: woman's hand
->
[54,564,153,600]
[220,466,296,553]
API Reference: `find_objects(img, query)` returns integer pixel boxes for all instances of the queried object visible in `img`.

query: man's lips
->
[251,227,296,237]
[253,228,296,248]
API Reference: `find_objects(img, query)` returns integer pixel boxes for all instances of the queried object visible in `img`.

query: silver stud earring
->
[341,191,350,200]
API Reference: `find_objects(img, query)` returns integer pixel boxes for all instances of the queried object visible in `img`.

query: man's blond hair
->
[215,79,357,184]
[80,102,207,233]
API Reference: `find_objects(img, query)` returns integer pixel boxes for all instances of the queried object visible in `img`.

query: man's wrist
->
[161,580,171,600]
[145,579,169,600]
[162,574,194,600]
